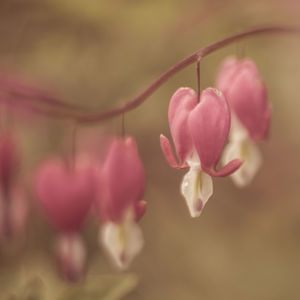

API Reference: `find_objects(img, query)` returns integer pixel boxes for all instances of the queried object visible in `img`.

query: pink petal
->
[216,57,271,141]
[97,136,146,223]
[188,88,239,177]
[206,158,243,177]
[215,56,239,92]
[159,134,188,169]
[134,200,147,221]
[35,159,94,232]
[167,88,198,164]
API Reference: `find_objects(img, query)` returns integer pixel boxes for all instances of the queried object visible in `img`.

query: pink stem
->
[2,26,299,123]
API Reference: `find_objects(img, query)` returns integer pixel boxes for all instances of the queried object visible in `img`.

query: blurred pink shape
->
[97,136,146,223]
[35,158,94,232]
[0,133,20,192]
[216,56,271,141]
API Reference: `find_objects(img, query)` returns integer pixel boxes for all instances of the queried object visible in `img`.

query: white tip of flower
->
[56,233,86,281]
[181,166,213,218]
[222,138,262,188]
[100,212,144,270]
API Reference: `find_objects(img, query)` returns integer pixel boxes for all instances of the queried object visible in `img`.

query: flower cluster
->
[33,135,147,280]
[0,55,271,281]
[160,56,270,217]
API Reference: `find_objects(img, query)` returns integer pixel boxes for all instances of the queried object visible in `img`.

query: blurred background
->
[0,0,300,299]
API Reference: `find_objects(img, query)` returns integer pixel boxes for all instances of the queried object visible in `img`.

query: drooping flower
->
[0,133,28,242]
[216,56,271,187]
[96,136,146,269]
[160,87,242,217]
[35,158,95,280]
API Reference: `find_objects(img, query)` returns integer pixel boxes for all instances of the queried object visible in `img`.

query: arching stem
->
[2,26,299,123]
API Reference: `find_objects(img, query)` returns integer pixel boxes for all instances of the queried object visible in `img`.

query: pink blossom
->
[160,87,242,217]
[216,56,271,141]
[97,136,146,223]
[96,136,146,269]
[160,87,242,177]
[35,158,94,232]
[216,57,271,187]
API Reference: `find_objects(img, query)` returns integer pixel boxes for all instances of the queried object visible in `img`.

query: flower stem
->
[2,26,300,123]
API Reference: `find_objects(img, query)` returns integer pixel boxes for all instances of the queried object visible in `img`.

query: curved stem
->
[3,26,300,123]
[196,58,201,102]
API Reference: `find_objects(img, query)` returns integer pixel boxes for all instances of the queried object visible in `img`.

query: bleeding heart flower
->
[96,136,146,269]
[35,158,94,232]
[35,158,95,280]
[160,87,242,217]
[216,56,271,187]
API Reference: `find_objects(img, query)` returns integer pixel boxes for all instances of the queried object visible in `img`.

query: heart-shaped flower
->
[216,56,271,187]
[160,87,242,217]
[35,158,95,280]
[35,158,95,232]
[96,136,146,269]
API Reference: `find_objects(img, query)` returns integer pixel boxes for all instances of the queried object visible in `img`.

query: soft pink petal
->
[134,200,147,222]
[204,158,243,177]
[215,56,239,92]
[159,134,188,169]
[216,57,271,141]
[35,159,94,232]
[97,136,146,223]
[167,87,198,164]
[188,88,239,177]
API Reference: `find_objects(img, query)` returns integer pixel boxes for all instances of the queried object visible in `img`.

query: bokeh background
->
[0,0,300,299]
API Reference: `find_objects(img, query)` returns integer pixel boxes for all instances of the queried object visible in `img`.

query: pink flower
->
[160,87,242,217]
[0,134,28,242]
[35,158,95,280]
[35,158,94,232]
[216,57,271,187]
[216,56,271,141]
[96,136,146,269]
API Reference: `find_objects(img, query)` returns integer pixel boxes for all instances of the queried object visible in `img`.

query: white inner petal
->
[100,209,144,269]
[223,136,262,187]
[181,155,213,218]
[56,233,86,278]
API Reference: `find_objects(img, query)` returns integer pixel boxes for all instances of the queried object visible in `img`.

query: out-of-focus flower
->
[0,133,28,242]
[216,57,271,187]
[0,133,20,193]
[55,233,86,282]
[160,87,242,217]
[0,186,28,241]
[96,136,146,269]
[35,158,95,280]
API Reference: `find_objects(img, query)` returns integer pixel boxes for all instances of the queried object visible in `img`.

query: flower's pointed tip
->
[189,198,204,218]
[135,200,147,221]
[160,134,187,169]
[100,219,144,270]
[205,158,243,177]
